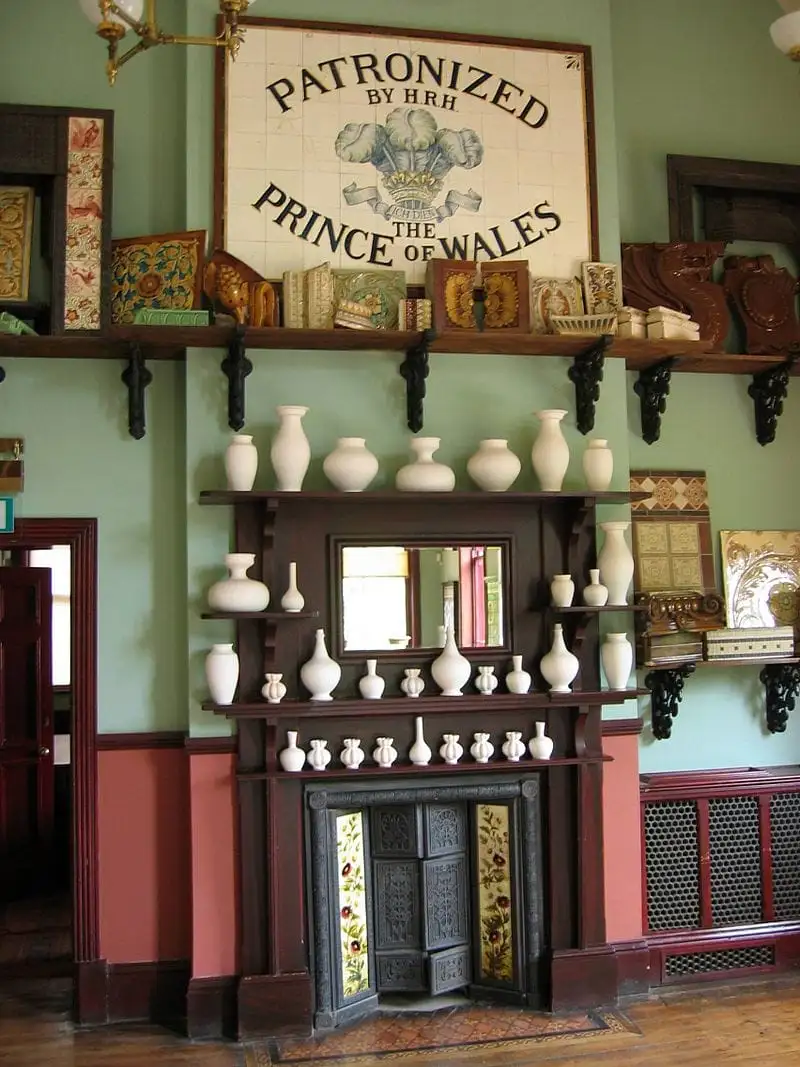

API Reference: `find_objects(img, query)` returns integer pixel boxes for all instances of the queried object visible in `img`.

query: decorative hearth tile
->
[336,811,370,1000]
[476,804,513,984]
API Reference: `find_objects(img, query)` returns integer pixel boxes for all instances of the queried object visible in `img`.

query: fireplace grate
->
[770,792,800,920]
[708,795,762,926]
[664,945,774,979]
[644,800,700,931]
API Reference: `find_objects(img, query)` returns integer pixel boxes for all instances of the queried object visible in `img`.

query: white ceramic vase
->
[540,623,579,692]
[373,737,398,768]
[583,438,613,492]
[224,434,258,491]
[529,722,554,761]
[439,734,463,764]
[431,626,471,695]
[270,405,311,491]
[506,655,531,694]
[400,668,425,698]
[358,659,385,699]
[396,436,455,492]
[409,716,432,766]
[208,553,270,612]
[261,672,286,704]
[531,409,569,492]
[340,738,365,771]
[466,439,521,492]
[475,666,498,695]
[502,731,526,762]
[582,569,609,606]
[300,628,341,701]
[550,573,575,607]
[280,561,305,613]
[602,632,634,690]
[307,738,331,771]
[204,644,239,705]
[279,731,306,772]
[323,437,379,492]
[470,732,494,763]
[598,521,634,606]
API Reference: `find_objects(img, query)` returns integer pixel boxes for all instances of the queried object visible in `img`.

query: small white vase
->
[373,737,398,768]
[502,731,526,762]
[506,655,532,694]
[396,436,455,492]
[280,561,305,613]
[583,569,609,607]
[224,434,258,491]
[359,659,385,699]
[550,573,575,607]
[401,668,425,698]
[279,731,306,772]
[440,734,463,764]
[270,405,311,491]
[340,738,365,771]
[205,644,239,705]
[466,439,521,492]
[529,722,554,761]
[540,623,579,692]
[598,521,635,606]
[409,716,432,766]
[208,553,270,612]
[531,409,569,492]
[583,438,613,492]
[307,738,331,771]
[431,626,471,696]
[261,672,286,704]
[300,628,341,701]
[470,732,494,763]
[602,632,634,690]
[475,665,498,695]
[323,437,379,492]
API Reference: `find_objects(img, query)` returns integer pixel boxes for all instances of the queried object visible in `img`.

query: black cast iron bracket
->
[121,342,153,440]
[761,662,800,733]
[568,334,612,435]
[748,349,797,446]
[221,324,253,432]
[399,328,435,433]
[634,356,677,445]
[645,663,696,740]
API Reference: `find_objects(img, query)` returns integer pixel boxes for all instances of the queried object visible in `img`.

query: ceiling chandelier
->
[771,1,800,61]
[79,0,257,85]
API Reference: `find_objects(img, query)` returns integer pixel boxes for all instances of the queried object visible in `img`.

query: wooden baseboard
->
[238,972,313,1039]
[612,939,652,994]
[187,975,238,1040]
[75,959,190,1026]
[550,944,618,1010]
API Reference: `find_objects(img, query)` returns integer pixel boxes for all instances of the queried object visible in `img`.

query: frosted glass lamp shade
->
[79,0,144,28]
[771,12,800,58]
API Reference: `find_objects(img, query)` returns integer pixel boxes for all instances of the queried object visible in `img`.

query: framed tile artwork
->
[110,230,206,325]
[720,530,800,629]
[629,471,716,594]
[0,186,35,302]
[215,19,599,284]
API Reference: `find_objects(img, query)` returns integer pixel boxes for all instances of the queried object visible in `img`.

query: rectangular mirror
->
[336,542,509,655]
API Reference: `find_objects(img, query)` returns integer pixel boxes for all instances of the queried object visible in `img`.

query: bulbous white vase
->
[323,437,379,492]
[529,722,554,761]
[598,521,634,606]
[307,738,331,771]
[280,562,305,613]
[531,409,569,491]
[208,553,270,612]
[270,405,310,491]
[396,436,455,492]
[261,672,286,704]
[502,731,526,762]
[205,644,239,705]
[224,434,258,491]
[340,738,365,771]
[470,732,494,763]
[409,716,432,765]
[475,666,498,695]
[373,737,398,768]
[583,438,613,492]
[540,623,579,692]
[601,632,634,690]
[550,574,575,607]
[431,626,471,695]
[401,668,425,698]
[300,628,341,701]
[359,659,385,699]
[279,731,306,772]
[440,734,463,764]
[466,439,521,492]
[582,569,609,606]
[506,655,531,694]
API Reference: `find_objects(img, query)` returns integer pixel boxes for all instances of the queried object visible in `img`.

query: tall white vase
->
[279,731,307,772]
[280,562,305,613]
[224,434,258,491]
[323,437,379,492]
[582,439,613,492]
[601,632,634,690]
[506,655,531,694]
[396,436,455,492]
[359,659,385,699]
[300,628,341,701]
[204,644,239,705]
[582,569,609,606]
[431,626,471,695]
[531,409,569,491]
[270,405,311,491]
[466,439,521,492]
[539,623,579,692]
[598,521,634,606]
[529,722,554,761]
[208,553,270,612]
[409,717,432,766]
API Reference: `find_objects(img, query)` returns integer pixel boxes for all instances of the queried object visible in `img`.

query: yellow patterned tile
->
[635,522,669,554]
[668,522,700,554]
[670,555,703,588]
[639,556,671,590]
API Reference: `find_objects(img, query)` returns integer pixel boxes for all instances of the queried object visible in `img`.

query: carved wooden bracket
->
[636,591,726,635]
[120,342,153,440]
[399,328,434,433]
[633,357,675,444]
[723,255,800,354]
[567,334,611,435]
[646,664,696,740]
[748,355,796,445]
[761,662,800,733]
[221,324,253,432]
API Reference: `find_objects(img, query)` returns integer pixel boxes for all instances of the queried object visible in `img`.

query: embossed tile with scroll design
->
[721,529,800,629]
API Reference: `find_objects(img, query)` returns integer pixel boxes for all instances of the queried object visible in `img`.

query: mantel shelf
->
[201,610,318,620]
[551,604,648,613]
[199,489,647,506]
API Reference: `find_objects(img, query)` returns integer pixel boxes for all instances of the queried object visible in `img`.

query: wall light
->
[771,2,800,61]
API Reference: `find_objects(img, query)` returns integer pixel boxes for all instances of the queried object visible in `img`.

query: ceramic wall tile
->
[476,804,514,985]
[336,810,370,1000]
[721,530,800,629]
[0,186,34,301]
[64,116,105,330]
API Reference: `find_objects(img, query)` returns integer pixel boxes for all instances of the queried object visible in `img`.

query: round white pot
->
[582,569,609,606]
[582,439,613,492]
[550,574,575,607]
[208,553,270,612]
[466,439,521,492]
[323,437,379,492]
[396,436,455,492]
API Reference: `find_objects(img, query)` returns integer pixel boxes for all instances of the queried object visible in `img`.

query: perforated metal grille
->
[644,800,700,931]
[708,795,762,926]
[664,946,774,979]
[770,792,800,920]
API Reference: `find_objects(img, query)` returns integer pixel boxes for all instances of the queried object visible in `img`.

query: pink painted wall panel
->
[98,748,191,963]
[602,733,644,942]
[189,752,239,978]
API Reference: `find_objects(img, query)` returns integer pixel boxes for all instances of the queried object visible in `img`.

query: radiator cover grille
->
[644,800,700,931]
[770,792,800,921]
[664,946,774,979]
[708,795,762,926]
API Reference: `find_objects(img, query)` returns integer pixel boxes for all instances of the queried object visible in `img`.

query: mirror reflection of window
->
[342,546,411,651]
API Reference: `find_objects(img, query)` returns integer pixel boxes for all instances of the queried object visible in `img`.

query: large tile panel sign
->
[216,20,598,285]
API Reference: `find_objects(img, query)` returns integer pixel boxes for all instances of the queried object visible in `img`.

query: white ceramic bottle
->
[340,738,365,771]
[539,623,579,692]
[224,433,258,491]
[270,405,311,491]
[279,731,306,772]
[395,436,455,492]
[531,409,569,491]
[300,628,341,701]
[280,561,305,613]
[307,738,331,771]
[529,722,554,760]
[323,437,379,492]
[501,731,526,762]
[466,439,522,492]
[470,732,494,763]
[475,666,498,695]
[431,626,471,696]
[598,521,635,606]
[261,672,286,704]
[358,659,385,699]
[205,644,239,705]
[373,737,398,768]
[582,438,613,492]
[505,655,532,694]
[601,632,634,690]
[550,573,575,607]
[400,668,425,698]
[208,553,270,612]
[409,717,432,766]
[582,569,609,607]
[440,734,464,764]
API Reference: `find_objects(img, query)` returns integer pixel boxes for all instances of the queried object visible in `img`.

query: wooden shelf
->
[698,656,800,668]
[199,489,647,506]
[552,604,648,613]
[200,610,318,620]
